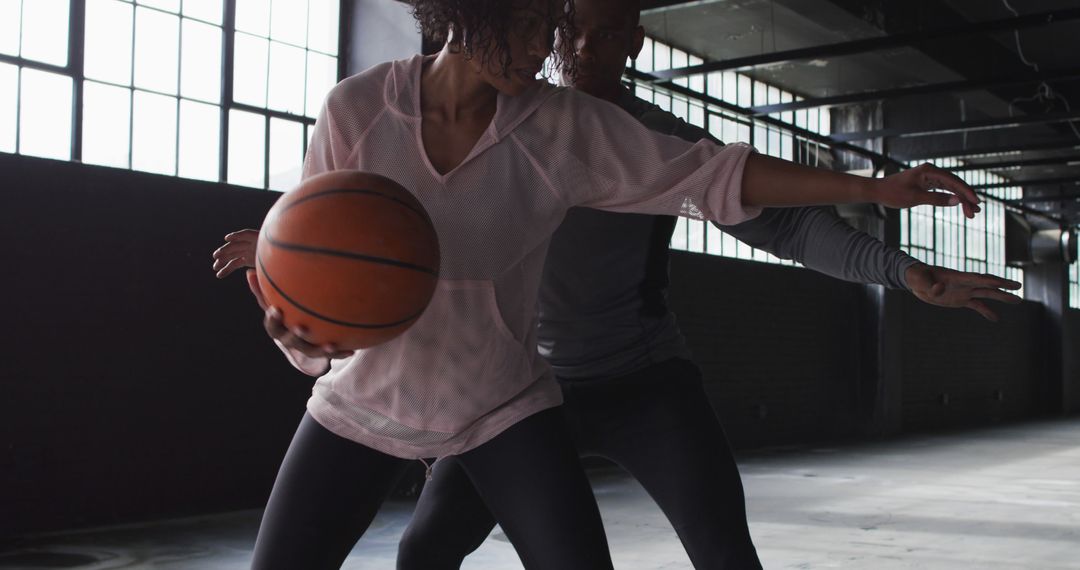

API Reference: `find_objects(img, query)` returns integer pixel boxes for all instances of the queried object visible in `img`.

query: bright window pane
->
[267,41,305,114]
[270,0,307,46]
[307,0,338,55]
[236,0,270,37]
[0,63,17,152]
[737,75,751,107]
[82,81,131,168]
[228,109,265,188]
[19,68,72,160]
[132,90,177,175]
[21,0,70,66]
[183,0,222,24]
[722,72,737,105]
[134,7,180,94]
[269,118,302,191]
[85,0,134,86]
[0,0,21,56]
[233,33,268,107]
[181,19,222,103]
[178,99,219,181]
[305,51,336,118]
[137,0,179,13]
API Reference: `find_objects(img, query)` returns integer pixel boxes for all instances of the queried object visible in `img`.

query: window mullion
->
[69,0,85,162]
[220,0,236,183]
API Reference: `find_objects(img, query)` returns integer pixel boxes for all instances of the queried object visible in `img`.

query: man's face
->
[562,0,642,96]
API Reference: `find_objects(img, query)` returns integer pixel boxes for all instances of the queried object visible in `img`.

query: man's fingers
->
[975,274,1023,290]
[971,288,1023,304]
[966,299,998,322]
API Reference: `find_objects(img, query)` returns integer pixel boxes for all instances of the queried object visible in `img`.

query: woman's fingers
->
[215,257,251,279]
[224,229,259,242]
[246,270,269,310]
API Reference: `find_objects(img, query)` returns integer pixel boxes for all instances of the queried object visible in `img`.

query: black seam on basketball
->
[262,233,437,276]
[257,254,432,329]
[282,188,430,220]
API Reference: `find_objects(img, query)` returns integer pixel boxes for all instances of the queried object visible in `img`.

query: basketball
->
[255,170,440,350]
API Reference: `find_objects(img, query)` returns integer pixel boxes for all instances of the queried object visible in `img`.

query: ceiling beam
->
[624,68,906,170]
[947,156,1080,172]
[1007,195,1080,205]
[747,68,1080,116]
[896,141,1080,162]
[974,176,1080,190]
[829,111,1080,143]
[645,7,1080,81]
[641,0,727,14]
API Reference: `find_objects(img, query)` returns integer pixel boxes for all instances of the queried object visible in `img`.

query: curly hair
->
[409,0,578,78]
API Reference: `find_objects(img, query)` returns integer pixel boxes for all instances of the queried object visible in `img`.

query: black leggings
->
[251,408,613,570]
[397,358,762,570]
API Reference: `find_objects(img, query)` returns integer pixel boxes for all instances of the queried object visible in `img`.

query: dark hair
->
[410,0,578,77]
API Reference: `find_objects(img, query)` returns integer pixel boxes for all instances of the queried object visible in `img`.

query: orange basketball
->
[255,170,440,350]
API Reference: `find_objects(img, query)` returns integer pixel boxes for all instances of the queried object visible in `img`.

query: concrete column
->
[1024,260,1070,413]
[1023,185,1073,414]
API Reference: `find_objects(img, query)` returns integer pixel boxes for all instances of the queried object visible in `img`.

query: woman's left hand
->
[875,163,982,218]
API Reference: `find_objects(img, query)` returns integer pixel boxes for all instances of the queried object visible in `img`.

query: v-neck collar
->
[394,55,561,184]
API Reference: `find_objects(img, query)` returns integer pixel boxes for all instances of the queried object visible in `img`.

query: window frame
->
[0,0,346,189]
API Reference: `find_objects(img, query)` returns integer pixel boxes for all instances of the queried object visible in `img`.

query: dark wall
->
[1066,310,1080,413]
[899,296,1048,431]
[667,252,1054,447]
[1,153,313,536]
[0,153,1062,536]
[668,252,865,449]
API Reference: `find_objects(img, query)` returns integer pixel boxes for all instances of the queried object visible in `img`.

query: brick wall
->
[898,296,1048,431]
[668,252,865,449]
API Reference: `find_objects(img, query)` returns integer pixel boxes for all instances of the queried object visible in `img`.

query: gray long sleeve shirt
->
[536,87,920,379]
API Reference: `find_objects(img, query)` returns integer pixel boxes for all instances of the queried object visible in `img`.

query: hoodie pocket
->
[336,279,534,435]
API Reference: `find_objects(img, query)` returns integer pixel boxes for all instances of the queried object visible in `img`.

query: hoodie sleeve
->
[721,208,920,290]
[529,90,763,226]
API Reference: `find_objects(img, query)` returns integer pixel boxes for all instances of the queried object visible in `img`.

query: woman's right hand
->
[246,270,354,360]
[212,229,259,279]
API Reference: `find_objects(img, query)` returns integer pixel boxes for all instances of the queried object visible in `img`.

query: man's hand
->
[905,263,1023,322]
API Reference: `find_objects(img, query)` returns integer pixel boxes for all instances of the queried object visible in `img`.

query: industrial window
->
[900,157,1024,297]
[0,0,340,191]
[632,36,1027,289]
[1070,254,1079,310]
[630,36,831,267]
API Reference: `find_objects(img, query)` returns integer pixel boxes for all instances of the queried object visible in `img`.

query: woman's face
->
[466,0,558,96]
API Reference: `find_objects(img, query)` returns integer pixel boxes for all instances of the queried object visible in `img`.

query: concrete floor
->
[3,418,1079,569]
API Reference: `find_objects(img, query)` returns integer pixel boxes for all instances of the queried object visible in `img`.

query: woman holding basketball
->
[218,1,982,568]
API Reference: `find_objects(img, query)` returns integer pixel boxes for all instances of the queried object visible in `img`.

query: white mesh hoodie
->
[282,55,760,459]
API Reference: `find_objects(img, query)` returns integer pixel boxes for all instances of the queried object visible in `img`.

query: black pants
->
[397,358,763,569]
[251,408,613,570]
